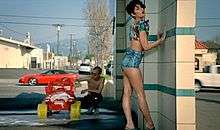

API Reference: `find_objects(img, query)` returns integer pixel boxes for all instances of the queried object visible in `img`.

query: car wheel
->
[195,81,201,92]
[28,78,38,86]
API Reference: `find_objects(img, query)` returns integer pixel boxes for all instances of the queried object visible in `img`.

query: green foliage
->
[85,54,95,60]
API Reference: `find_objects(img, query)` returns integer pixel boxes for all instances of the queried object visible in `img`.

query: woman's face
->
[132,4,145,20]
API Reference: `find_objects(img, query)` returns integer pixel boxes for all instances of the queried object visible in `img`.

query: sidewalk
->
[0,98,127,130]
[0,79,133,130]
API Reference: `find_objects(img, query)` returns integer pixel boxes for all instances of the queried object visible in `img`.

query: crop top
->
[129,19,149,41]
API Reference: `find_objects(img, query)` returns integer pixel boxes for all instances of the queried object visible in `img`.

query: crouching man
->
[77,66,105,114]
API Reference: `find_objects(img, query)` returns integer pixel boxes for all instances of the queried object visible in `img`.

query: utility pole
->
[69,33,74,66]
[73,40,77,58]
[0,30,2,36]
[52,24,63,55]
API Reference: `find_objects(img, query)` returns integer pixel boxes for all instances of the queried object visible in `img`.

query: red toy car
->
[19,69,78,86]
[37,77,81,120]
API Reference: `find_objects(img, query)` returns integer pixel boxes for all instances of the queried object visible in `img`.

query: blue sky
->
[0,0,88,44]
[196,0,220,41]
[0,0,219,44]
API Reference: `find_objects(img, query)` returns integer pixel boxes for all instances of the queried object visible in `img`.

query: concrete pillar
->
[115,0,127,100]
[175,0,196,129]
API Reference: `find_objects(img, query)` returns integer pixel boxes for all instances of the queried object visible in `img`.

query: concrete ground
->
[196,92,220,130]
[0,98,126,130]
[1,78,220,130]
[0,78,131,130]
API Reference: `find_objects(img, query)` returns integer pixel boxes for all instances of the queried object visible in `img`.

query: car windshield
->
[203,66,210,73]
[80,64,90,66]
[54,70,68,74]
[41,70,51,74]
[40,70,68,74]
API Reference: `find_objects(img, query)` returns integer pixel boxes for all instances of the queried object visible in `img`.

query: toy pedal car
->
[37,77,81,120]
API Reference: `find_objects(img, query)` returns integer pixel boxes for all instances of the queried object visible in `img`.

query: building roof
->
[195,39,208,49]
[204,41,220,49]
[0,36,36,49]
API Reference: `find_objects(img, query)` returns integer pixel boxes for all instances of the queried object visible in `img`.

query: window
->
[217,67,220,74]
[203,66,210,73]
[195,58,199,70]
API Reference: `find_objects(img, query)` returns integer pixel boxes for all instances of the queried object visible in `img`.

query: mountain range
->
[37,38,89,57]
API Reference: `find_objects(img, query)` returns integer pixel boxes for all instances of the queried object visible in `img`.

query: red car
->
[19,70,79,86]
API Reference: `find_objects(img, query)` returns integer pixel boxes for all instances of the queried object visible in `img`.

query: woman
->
[122,0,166,130]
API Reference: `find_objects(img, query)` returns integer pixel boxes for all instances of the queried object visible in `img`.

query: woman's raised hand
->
[157,31,166,43]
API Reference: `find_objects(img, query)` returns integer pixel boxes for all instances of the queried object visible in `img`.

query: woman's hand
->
[157,31,166,43]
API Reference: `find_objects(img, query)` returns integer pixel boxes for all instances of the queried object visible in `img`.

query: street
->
[196,91,220,130]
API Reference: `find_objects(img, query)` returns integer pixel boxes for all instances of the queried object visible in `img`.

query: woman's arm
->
[139,31,166,51]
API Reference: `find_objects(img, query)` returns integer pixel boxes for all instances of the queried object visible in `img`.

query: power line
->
[0,24,26,36]
[0,21,96,27]
[0,14,106,21]
[196,25,220,28]
[197,17,220,20]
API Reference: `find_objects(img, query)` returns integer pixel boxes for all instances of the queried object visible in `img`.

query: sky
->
[196,0,220,41]
[0,0,219,45]
[0,0,88,44]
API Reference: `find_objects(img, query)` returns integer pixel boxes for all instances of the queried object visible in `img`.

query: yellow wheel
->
[37,103,47,119]
[70,101,81,120]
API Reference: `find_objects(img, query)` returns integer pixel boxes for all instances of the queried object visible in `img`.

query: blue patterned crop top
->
[129,19,149,41]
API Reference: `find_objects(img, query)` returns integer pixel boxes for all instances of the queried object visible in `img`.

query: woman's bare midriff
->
[129,40,143,51]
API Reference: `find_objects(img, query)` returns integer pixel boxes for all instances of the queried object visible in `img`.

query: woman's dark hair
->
[125,0,146,16]
[93,66,102,74]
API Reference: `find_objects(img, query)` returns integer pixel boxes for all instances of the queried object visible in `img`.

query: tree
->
[84,0,113,67]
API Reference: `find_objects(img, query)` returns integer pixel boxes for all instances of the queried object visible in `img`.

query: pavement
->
[196,91,220,130]
[0,78,131,130]
[0,98,126,130]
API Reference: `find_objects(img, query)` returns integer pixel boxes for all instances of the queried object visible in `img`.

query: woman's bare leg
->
[122,72,135,129]
[124,68,154,129]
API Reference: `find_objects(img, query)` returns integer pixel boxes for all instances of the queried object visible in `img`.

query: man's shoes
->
[85,107,94,115]
[94,108,99,114]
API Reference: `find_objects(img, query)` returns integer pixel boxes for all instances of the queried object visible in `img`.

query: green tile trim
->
[143,84,195,97]
[116,23,125,27]
[176,27,195,35]
[159,85,176,96]
[115,35,158,54]
[166,28,176,38]
[115,76,195,96]
[115,27,195,54]
[148,35,157,41]
[176,89,195,96]
[116,49,125,53]
[143,84,158,90]
[116,75,123,79]
[166,27,195,38]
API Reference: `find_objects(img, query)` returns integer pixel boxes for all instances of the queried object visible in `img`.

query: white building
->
[0,36,43,69]
[195,39,217,72]
[54,56,69,69]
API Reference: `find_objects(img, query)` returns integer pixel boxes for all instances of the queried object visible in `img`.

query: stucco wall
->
[0,40,30,68]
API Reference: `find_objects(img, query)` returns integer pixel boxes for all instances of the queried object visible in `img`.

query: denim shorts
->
[121,48,144,70]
